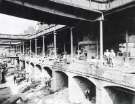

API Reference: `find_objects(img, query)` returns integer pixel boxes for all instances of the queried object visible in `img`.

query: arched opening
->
[26,61,29,64]
[104,86,135,104]
[25,61,29,73]
[70,76,96,104]
[43,67,52,77]
[33,64,42,81]
[29,63,34,80]
[15,59,20,70]
[20,60,25,70]
[30,63,34,68]
[53,71,68,91]
[35,64,42,71]
[17,59,19,64]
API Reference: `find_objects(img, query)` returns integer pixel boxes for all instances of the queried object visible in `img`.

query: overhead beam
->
[104,0,135,16]
[50,0,102,13]
[2,0,101,22]
[0,34,27,40]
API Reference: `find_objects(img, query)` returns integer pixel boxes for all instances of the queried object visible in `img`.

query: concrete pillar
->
[96,39,99,58]
[20,44,21,53]
[99,15,104,62]
[64,43,66,53]
[53,31,57,58]
[70,27,73,60]
[126,31,129,58]
[96,87,113,104]
[30,40,32,56]
[22,41,25,55]
[132,96,135,104]
[42,35,45,56]
[19,61,23,70]
[68,76,85,104]
[9,41,11,55]
[35,38,37,56]
[51,71,68,92]
[15,45,17,53]
[29,63,34,81]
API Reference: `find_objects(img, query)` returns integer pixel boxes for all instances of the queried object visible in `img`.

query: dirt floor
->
[0,74,73,104]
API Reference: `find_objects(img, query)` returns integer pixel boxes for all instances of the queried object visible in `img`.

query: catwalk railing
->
[53,57,135,90]
[18,54,135,89]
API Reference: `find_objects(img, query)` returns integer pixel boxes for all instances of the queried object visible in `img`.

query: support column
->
[15,45,17,53]
[22,41,25,55]
[20,44,21,54]
[99,15,104,63]
[126,31,128,57]
[9,41,11,55]
[53,31,57,58]
[68,76,85,104]
[30,40,32,56]
[42,36,45,56]
[64,43,66,53]
[35,38,37,56]
[70,27,73,60]
[96,87,113,104]
[96,39,99,58]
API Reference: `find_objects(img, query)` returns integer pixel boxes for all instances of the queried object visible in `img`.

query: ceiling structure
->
[0,0,135,46]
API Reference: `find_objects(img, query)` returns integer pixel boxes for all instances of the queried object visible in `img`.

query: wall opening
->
[105,86,135,104]
[73,76,96,104]
[30,63,34,68]
[35,64,42,71]
[26,61,29,64]
[43,67,52,77]
[54,71,68,90]
[20,60,25,70]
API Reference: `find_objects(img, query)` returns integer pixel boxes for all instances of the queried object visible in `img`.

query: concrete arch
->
[26,61,29,64]
[29,62,35,81]
[33,64,42,81]
[20,60,25,70]
[70,76,96,103]
[103,86,135,104]
[43,67,52,77]
[35,64,42,71]
[103,81,135,92]
[15,58,19,65]
[30,62,34,67]
[52,71,68,91]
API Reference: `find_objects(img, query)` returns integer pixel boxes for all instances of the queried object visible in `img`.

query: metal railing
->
[52,57,135,89]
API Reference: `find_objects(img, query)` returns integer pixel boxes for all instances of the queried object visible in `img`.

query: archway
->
[20,60,25,70]
[69,76,96,104]
[52,71,68,91]
[29,63,34,80]
[43,67,52,77]
[34,64,42,81]
[104,86,135,104]
[25,61,29,73]
[35,64,42,71]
